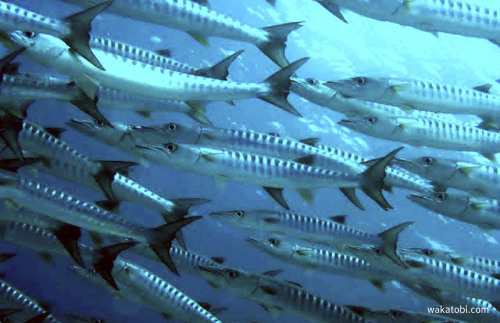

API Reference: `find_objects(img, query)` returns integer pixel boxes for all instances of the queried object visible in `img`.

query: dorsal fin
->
[294,155,316,166]
[154,49,172,57]
[210,257,225,264]
[285,280,302,288]
[299,137,320,146]
[44,127,66,139]
[329,215,346,224]
[262,269,283,277]
[473,84,492,94]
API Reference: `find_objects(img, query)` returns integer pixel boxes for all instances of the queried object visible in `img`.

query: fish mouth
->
[337,119,355,126]
[245,236,268,247]
[391,157,416,167]
[66,118,95,130]
[407,193,434,203]
[197,265,223,277]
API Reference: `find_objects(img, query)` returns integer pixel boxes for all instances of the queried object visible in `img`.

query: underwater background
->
[1,0,500,322]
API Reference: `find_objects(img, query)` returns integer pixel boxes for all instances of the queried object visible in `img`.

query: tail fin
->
[93,241,139,290]
[94,161,137,201]
[0,113,24,161]
[315,0,347,23]
[0,253,15,263]
[0,47,24,78]
[361,147,403,210]
[69,82,112,127]
[161,198,210,249]
[339,187,365,210]
[266,0,276,6]
[260,57,309,116]
[62,1,114,71]
[147,216,202,275]
[53,224,84,268]
[258,22,303,68]
[25,312,51,323]
[377,222,413,268]
[185,101,212,125]
[194,50,243,80]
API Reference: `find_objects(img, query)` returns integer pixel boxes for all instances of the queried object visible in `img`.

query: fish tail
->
[194,50,243,80]
[360,147,404,210]
[259,57,309,117]
[147,216,202,275]
[160,198,210,249]
[378,222,413,268]
[93,241,139,290]
[258,22,303,67]
[62,1,114,71]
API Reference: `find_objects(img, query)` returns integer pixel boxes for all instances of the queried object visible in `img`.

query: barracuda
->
[408,191,500,230]
[0,169,201,274]
[307,0,500,45]
[73,258,223,323]
[292,77,469,123]
[0,72,111,125]
[408,247,500,277]
[439,295,500,323]
[0,115,135,201]
[0,278,61,323]
[395,156,500,199]
[89,35,243,80]
[210,209,412,268]
[197,264,373,323]
[246,235,397,287]
[68,119,428,208]
[61,0,301,67]
[135,142,402,210]
[347,245,500,304]
[338,114,500,160]
[327,77,500,129]
[9,32,308,117]
[344,305,460,323]
[0,0,112,69]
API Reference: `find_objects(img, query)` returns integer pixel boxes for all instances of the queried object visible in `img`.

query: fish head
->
[197,265,258,293]
[407,191,470,217]
[209,209,280,229]
[133,143,201,167]
[291,77,339,101]
[245,236,293,257]
[7,31,66,62]
[128,122,202,144]
[66,119,127,144]
[338,114,396,136]
[393,156,458,180]
[325,77,390,100]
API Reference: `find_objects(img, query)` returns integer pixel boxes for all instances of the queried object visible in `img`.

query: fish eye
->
[164,143,177,152]
[166,123,177,131]
[94,320,104,323]
[268,238,280,246]
[421,157,433,165]
[389,310,402,318]
[23,31,36,38]
[373,248,382,256]
[354,77,366,86]
[422,249,434,256]
[306,78,317,85]
[234,210,244,217]
[96,121,105,127]
[436,193,446,201]
[366,116,377,124]
[227,270,238,278]
[89,269,97,275]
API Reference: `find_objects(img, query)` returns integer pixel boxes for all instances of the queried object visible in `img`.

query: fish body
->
[321,0,500,44]
[339,115,500,160]
[61,0,301,67]
[10,32,306,116]
[327,77,500,126]
[408,191,500,230]
[197,265,372,323]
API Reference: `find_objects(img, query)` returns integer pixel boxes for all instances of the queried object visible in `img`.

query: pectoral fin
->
[188,32,210,46]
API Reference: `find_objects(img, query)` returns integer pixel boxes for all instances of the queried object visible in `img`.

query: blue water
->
[2,0,500,322]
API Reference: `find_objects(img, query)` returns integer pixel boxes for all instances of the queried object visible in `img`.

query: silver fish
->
[210,209,412,268]
[61,0,301,67]
[338,114,500,160]
[0,0,113,69]
[8,31,307,117]
[408,191,500,230]
[135,142,402,210]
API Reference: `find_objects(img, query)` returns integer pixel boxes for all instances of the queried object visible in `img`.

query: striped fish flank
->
[339,115,500,160]
[0,278,62,323]
[113,259,223,323]
[61,0,302,67]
